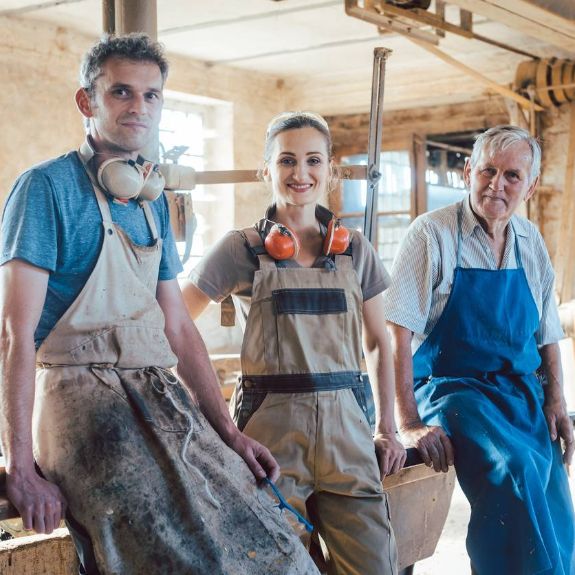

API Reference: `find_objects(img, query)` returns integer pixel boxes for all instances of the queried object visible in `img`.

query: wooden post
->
[102,0,115,34]
[103,0,159,160]
[555,102,575,303]
[114,0,157,39]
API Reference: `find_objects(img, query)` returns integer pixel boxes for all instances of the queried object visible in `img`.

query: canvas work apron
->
[412,207,575,575]
[32,184,318,575]
[230,222,398,575]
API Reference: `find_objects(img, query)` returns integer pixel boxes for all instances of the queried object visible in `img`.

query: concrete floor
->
[412,471,575,574]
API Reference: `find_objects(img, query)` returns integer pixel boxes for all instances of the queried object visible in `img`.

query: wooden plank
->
[0,466,18,520]
[447,0,575,52]
[0,464,454,574]
[160,164,368,191]
[384,465,456,570]
[555,102,575,303]
[0,530,78,575]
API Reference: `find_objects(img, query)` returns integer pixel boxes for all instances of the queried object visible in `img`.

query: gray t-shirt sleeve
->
[0,170,59,272]
[351,231,390,301]
[189,230,254,302]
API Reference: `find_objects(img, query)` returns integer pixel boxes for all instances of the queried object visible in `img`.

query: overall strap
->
[77,150,113,225]
[241,225,276,271]
[140,201,159,242]
[510,219,523,269]
[456,202,463,268]
[220,225,273,328]
[77,149,159,241]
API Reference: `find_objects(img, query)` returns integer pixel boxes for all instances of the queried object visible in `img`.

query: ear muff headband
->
[261,205,350,261]
[322,218,351,256]
[79,138,165,202]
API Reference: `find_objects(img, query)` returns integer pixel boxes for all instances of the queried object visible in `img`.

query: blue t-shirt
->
[0,151,183,347]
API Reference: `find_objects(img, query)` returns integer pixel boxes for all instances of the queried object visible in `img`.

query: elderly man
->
[0,33,317,575]
[383,125,575,574]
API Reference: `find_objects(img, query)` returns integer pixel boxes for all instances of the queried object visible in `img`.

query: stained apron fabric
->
[412,207,575,575]
[230,226,398,575]
[33,185,318,575]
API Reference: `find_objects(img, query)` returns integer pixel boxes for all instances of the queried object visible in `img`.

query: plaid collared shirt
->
[383,195,563,353]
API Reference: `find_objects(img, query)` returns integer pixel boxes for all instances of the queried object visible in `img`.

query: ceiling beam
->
[0,0,86,16]
[447,0,575,53]
[160,0,340,36]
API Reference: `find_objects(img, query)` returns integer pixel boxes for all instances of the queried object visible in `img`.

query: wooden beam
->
[447,0,575,52]
[555,102,575,303]
[403,35,544,112]
[344,0,439,45]
[367,0,475,39]
[346,0,536,57]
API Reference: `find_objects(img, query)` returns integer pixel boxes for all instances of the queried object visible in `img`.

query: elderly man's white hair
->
[470,125,541,184]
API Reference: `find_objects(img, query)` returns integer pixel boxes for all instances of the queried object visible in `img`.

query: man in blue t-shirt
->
[0,34,317,575]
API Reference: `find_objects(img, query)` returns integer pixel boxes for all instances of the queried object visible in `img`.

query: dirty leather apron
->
[412,206,575,575]
[32,183,318,575]
[230,213,398,575]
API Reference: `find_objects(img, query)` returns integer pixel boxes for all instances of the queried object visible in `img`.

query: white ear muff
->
[80,137,166,202]
[138,161,165,202]
[97,158,145,200]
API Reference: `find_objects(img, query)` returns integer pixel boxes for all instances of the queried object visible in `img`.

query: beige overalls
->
[230,221,398,575]
[32,182,318,575]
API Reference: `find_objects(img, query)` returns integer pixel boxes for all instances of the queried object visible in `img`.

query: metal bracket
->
[364,47,392,245]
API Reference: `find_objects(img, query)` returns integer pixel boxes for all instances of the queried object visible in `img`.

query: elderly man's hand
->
[399,422,454,473]
[543,396,574,465]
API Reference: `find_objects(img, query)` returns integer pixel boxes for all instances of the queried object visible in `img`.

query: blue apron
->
[413,207,575,575]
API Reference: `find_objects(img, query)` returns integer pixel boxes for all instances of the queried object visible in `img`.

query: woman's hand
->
[373,432,407,478]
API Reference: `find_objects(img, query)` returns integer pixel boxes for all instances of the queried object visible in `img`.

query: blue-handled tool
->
[263,478,314,533]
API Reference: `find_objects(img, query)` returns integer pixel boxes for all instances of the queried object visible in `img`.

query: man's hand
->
[543,396,574,465]
[400,422,454,472]
[6,470,67,534]
[374,432,406,478]
[227,432,280,483]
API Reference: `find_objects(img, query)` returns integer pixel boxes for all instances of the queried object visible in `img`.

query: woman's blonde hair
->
[263,111,333,165]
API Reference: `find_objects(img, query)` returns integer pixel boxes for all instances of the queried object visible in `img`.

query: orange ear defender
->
[261,205,350,261]
[264,223,301,260]
[323,217,351,256]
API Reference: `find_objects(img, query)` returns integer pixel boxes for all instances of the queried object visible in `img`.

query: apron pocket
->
[119,369,194,433]
[351,382,376,433]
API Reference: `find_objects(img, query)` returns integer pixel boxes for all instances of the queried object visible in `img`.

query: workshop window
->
[425,143,468,212]
[339,152,412,270]
[159,94,233,276]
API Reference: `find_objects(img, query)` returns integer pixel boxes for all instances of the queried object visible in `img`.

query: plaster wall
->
[0,16,286,229]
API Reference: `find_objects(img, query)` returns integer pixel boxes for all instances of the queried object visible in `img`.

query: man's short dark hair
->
[79,33,169,95]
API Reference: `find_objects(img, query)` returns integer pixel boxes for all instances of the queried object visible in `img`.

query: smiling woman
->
[182,110,406,575]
